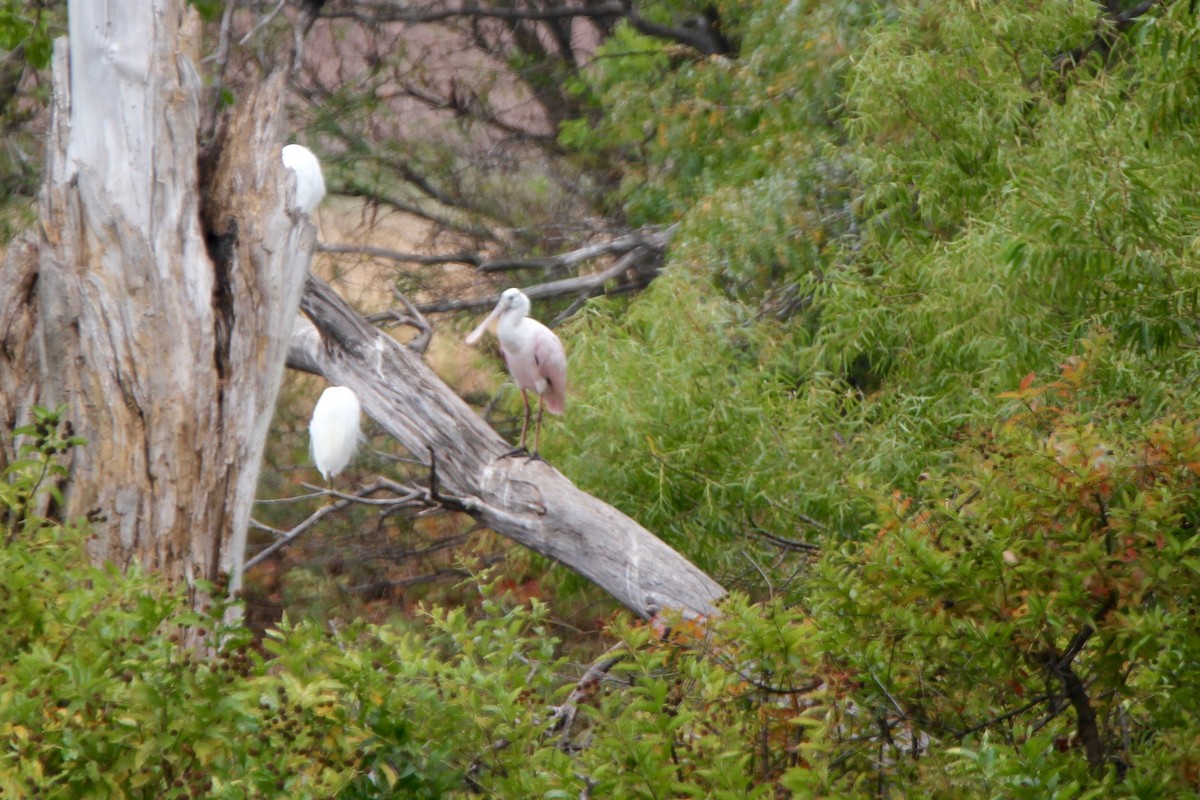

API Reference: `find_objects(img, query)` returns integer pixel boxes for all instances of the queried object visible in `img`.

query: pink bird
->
[466,288,567,459]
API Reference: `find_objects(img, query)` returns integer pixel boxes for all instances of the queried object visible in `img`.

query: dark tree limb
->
[477,226,673,274]
[286,274,726,620]
[391,81,564,150]
[319,1,736,55]
[1036,592,1119,774]
[1052,0,1165,73]
[337,182,494,241]
[318,224,672,283]
[421,247,660,318]
[1058,660,1106,772]
[317,242,483,267]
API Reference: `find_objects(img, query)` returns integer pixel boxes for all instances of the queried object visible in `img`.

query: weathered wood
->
[288,276,728,620]
[0,0,314,597]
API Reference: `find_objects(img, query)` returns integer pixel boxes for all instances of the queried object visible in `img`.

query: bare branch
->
[393,82,563,149]
[287,274,727,620]
[367,288,433,354]
[320,224,672,282]
[245,479,429,571]
[745,526,819,552]
[546,641,630,749]
[346,556,506,594]
[322,1,629,25]
[478,226,673,273]
[320,1,735,55]
[317,242,483,267]
[201,0,238,140]
[419,245,658,315]
[238,0,288,46]
[338,182,495,241]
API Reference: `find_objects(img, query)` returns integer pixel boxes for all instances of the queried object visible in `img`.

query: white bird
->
[281,143,326,215]
[309,386,361,483]
[466,288,567,459]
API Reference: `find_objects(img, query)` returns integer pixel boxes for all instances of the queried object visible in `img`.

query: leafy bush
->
[809,338,1200,796]
[0,413,831,798]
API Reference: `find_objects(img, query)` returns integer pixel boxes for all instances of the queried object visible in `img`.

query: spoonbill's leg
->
[528,395,547,461]
[500,390,532,459]
[520,389,532,450]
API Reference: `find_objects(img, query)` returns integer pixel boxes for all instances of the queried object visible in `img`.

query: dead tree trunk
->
[0,1,314,598]
[289,276,728,620]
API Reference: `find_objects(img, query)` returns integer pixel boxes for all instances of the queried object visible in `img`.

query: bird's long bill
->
[465,304,502,345]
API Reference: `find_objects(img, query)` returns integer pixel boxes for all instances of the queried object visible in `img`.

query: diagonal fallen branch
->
[286,274,726,620]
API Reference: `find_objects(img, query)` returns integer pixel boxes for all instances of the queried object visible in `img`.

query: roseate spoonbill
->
[281,143,326,215]
[466,288,566,459]
[309,386,361,483]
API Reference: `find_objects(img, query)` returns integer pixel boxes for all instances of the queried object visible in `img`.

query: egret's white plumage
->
[309,386,361,482]
[466,288,566,457]
[281,143,326,215]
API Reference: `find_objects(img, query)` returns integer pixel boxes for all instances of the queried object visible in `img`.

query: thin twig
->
[245,480,429,571]
[201,0,238,139]
[746,526,819,552]
[245,498,352,571]
[238,0,287,45]
[299,481,424,505]
[254,489,327,504]
[366,288,432,353]
[546,641,630,750]
[317,241,483,267]
[421,244,663,315]
[346,555,506,595]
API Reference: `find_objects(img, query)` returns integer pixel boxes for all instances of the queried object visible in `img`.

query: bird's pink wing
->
[533,328,567,414]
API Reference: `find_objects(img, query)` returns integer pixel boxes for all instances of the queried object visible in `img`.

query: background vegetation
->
[4,0,1200,796]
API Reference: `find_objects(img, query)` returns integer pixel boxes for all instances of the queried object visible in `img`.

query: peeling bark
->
[0,0,314,598]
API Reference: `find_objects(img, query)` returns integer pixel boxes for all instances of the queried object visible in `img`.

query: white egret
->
[309,386,361,483]
[281,143,326,215]
[466,288,566,459]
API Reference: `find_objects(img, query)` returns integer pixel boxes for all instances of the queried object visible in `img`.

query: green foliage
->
[564,0,876,224]
[0,419,834,798]
[0,0,60,241]
[185,0,225,23]
[557,0,1200,567]
[0,418,353,797]
[0,0,57,70]
[810,343,1200,796]
[550,0,1200,793]
[556,274,870,573]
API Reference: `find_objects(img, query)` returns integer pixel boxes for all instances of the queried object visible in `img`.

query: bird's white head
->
[500,287,530,315]
[281,143,327,215]
[465,288,531,345]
